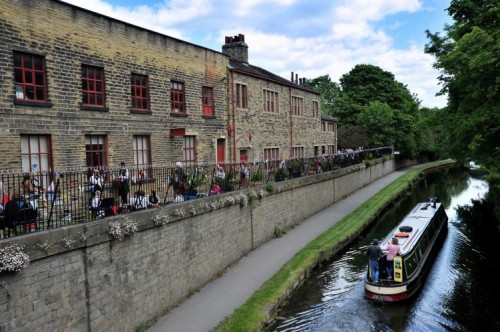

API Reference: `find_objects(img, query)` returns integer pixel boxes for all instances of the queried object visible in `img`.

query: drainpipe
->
[230,69,237,162]
[289,86,293,156]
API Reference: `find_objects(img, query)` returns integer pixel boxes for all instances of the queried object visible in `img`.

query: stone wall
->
[0,159,394,331]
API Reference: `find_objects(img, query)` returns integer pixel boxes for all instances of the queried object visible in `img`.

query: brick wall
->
[0,0,228,170]
[230,72,325,161]
[0,159,394,331]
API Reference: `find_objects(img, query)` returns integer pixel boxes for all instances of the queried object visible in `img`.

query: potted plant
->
[291,159,303,178]
[274,168,287,182]
[186,172,208,199]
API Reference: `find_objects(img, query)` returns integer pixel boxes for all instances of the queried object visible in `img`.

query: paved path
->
[149,168,413,332]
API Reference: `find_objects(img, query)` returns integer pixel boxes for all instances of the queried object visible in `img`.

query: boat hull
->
[364,198,448,302]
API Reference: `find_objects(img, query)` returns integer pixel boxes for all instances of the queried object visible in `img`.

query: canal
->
[269,168,500,331]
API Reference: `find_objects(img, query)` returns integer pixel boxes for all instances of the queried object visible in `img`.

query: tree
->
[332,64,421,157]
[305,75,341,115]
[425,0,500,218]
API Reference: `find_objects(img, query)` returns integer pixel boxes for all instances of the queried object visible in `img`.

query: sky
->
[60,0,452,108]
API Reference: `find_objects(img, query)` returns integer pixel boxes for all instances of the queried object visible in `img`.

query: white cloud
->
[59,0,446,108]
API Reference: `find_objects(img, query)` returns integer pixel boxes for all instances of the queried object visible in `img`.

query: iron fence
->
[0,147,393,238]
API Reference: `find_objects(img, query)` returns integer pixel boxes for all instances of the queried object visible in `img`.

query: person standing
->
[366,238,382,283]
[118,162,129,205]
[89,169,103,194]
[385,237,400,280]
[172,162,186,197]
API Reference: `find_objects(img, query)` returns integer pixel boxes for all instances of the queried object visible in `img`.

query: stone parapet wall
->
[0,159,393,331]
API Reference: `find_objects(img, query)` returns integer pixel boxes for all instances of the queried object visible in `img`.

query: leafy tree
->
[305,75,341,115]
[332,64,421,157]
[337,126,369,150]
[425,0,500,219]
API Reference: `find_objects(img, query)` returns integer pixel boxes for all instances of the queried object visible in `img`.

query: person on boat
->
[366,238,382,283]
[385,237,400,280]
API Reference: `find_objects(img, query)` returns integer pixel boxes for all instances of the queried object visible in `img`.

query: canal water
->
[269,168,500,331]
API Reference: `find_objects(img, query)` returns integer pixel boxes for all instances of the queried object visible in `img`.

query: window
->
[21,135,52,173]
[133,136,151,169]
[202,86,214,116]
[328,145,335,155]
[82,65,105,107]
[264,148,279,168]
[131,74,149,111]
[85,135,108,168]
[263,89,278,113]
[291,96,303,116]
[171,81,185,113]
[323,122,334,132]
[183,136,196,166]
[235,83,247,109]
[313,101,319,118]
[292,146,304,158]
[14,52,47,102]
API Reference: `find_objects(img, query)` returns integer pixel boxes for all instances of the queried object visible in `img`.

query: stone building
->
[222,34,337,164]
[0,0,336,176]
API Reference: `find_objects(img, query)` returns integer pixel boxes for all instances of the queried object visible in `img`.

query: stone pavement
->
[149,168,412,332]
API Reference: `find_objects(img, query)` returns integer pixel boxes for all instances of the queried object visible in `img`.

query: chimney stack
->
[222,34,249,63]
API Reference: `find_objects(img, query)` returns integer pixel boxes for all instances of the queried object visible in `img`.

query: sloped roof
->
[321,113,337,122]
[228,59,319,95]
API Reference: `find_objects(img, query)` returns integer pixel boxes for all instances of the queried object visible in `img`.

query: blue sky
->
[61,0,451,108]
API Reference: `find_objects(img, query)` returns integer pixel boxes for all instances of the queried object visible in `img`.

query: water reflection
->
[271,169,499,332]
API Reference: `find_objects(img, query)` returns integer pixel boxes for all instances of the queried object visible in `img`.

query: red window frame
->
[133,135,151,169]
[202,86,214,116]
[171,81,185,113]
[14,52,47,102]
[82,65,105,107]
[131,74,149,111]
[292,96,303,116]
[85,135,108,169]
[183,136,197,166]
[236,83,247,109]
[264,148,280,168]
[263,90,278,113]
[313,101,319,118]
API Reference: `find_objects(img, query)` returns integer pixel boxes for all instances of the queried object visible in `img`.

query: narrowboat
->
[364,197,448,302]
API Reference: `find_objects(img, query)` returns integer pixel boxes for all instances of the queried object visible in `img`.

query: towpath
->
[149,167,415,332]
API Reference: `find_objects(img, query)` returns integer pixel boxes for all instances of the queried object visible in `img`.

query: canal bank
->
[149,161,455,332]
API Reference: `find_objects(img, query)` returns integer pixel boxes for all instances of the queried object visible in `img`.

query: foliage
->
[266,181,276,193]
[187,170,209,190]
[109,216,138,240]
[291,159,303,172]
[273,226,286,238]
[425,0,500,218]
[216,170,236,192]
[274,168,287,182]
[309,64,422,158]
[0,244,30,273]
[305,75,341,115]
[251,169,263,182]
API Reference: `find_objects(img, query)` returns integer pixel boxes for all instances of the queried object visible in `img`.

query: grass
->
[213,160,455,332]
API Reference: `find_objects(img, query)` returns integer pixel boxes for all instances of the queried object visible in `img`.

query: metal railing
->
[0,147,393,238]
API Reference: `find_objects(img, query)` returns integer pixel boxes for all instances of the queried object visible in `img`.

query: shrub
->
[0,244,30,273]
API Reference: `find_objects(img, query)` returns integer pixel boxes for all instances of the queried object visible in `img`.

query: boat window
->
[420,234,429,255]
[404,249,420,279]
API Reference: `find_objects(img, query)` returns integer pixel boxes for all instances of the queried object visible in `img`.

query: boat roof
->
[380,201,444,256]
